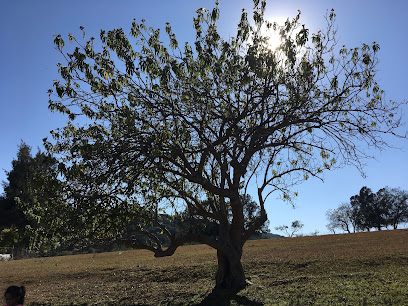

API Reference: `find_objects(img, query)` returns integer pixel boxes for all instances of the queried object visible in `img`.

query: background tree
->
[326,223,336,235]
[1,142,33,246]
[326,203,357,233]
[275,220,304,237]
[0,142,66,253]
[328,186,408,234]
[46,0,404,290]
[16,150,68,254]
[350,186,375,231]
[376,187,408,229]
[350,186,388,231]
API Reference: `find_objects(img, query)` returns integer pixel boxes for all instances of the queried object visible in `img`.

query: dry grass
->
[1,229,407,305]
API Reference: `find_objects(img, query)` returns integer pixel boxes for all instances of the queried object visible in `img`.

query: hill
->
[1,229,407,305]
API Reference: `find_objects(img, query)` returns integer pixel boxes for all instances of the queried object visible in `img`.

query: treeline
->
[326,186,408,233]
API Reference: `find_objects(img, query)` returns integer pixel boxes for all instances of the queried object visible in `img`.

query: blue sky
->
[1,0,407,235]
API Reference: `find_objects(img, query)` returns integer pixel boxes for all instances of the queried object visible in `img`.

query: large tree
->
[46,0,404,290]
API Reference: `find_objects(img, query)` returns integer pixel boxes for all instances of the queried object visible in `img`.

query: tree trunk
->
[215,249,247,290]
[213,196,247,291]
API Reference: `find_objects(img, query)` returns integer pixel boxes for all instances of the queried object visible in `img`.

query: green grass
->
[1,229,407,305]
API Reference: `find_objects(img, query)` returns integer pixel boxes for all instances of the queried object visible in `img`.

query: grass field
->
[1,229,407,305]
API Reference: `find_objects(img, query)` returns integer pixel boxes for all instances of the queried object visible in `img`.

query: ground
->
[1,230,407,305]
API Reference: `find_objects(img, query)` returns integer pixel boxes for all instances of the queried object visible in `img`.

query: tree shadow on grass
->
[28,289,263,306]
[196,288,263,306]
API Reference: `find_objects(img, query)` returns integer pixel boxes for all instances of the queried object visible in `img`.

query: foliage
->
[0,226,19,247]
[350,186,381,231]
[327,186,408,233]
[0,142,32,233]
[275,220,304,237]
[46,0,404,289]
[377,187,408,229]
[0,142,67,253]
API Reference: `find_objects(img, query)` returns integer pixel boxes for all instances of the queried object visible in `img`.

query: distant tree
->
[350,186,387,231]
[0,142,66,253]
[326,223,336,235]
[326,203,357,233]
[275,220,304,237]
[1,142,33,244]
[310,230,319,236]
[376,187,408,229]
[333,186,408,233]
[45,0,404,290]
[16,150,68,253]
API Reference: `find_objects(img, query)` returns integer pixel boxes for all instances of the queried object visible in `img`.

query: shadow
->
[196,288,263,306]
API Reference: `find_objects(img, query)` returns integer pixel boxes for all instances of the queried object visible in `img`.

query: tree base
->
[215,251,247,290]
[200,281,259,306]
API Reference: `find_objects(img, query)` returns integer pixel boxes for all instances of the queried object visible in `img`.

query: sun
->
[264,16,287,50]
[266,29,281,50]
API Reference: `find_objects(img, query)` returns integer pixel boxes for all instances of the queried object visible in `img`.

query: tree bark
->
[213,196,248,291]
[215,249,247,290]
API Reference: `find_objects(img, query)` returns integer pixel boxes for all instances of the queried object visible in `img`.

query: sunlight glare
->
[264,16,287,50]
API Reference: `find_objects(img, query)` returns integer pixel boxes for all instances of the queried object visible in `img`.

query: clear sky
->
[1,0,407,235]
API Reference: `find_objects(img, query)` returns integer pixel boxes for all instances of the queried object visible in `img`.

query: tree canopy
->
[46,0,405,290]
